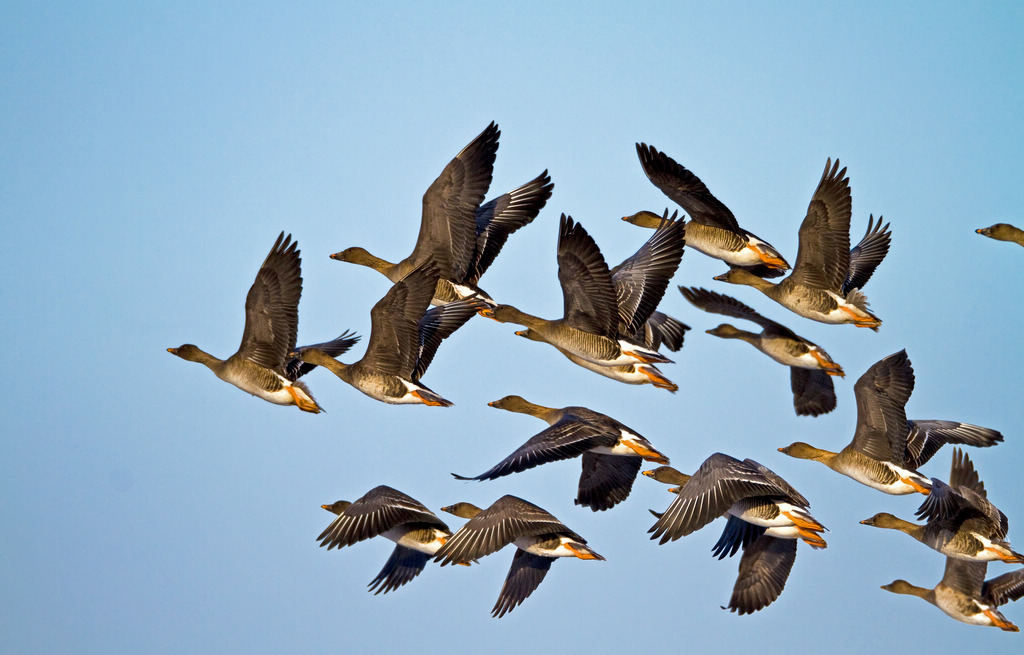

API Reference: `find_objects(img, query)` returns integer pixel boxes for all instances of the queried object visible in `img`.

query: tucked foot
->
[566,542,605,560]
[638,364,678,392]
[285,385,322,413]
[745,243,788,270]
[623,440,670,465]
[412,390,453,407]
[900,476,932,495]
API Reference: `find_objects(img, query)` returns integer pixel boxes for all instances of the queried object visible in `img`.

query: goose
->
[318,485,453,594]
[714,160,889,329]
[646,457,827,549]
[630,143,788,277]
[331,122,552,305]
[779,350,1003,494]
[862,449,1024,564]
[645,457,825,614]
[881,559,1024,631]
[452,395,669,511]
[435,496,604,618]
[680,286,841,416]
[168,232,357,413]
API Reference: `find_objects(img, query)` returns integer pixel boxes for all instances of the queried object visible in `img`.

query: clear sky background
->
[3,2,1023,652]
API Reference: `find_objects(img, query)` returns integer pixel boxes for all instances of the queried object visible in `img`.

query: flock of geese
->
[169,122,1024,625]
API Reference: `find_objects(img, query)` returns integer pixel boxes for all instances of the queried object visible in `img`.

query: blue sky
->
[3,2,1023,652]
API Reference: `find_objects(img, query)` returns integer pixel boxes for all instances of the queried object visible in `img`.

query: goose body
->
[882,558,1024,631]
[681,286,841,416]
[647,456,827,549]
[296,263,480,406]
[482,213,677,367]
[862,449,1024,564]
[515,328,678,391]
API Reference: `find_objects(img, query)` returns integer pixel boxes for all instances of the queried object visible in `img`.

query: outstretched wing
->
[786,159,852,292]
[413,122,498,281]
[238,232,302,371]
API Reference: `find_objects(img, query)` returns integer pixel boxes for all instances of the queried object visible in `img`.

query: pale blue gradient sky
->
[3,2,1023,653]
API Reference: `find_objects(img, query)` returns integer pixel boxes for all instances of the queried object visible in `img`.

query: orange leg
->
[782,510,826,532]
[411,390,448,407]
[623,440,670,464]
[808,349,845,377]
[638,366,678,392]
[745,244,787,269]
[985,547,1024,564]
[566,543,604,560]
[983,609,1019,632]
[796,527,828,549]
[285,386,321,413]
[899,476,931,495]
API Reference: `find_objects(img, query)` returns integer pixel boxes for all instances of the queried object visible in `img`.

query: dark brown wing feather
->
[842,214,891,294]
[610,213,685,336]
[557,214,618,336]
[725,535,797,615]
[361,263,440,377]
[791,368,837,417]
[786,159,852,292]
[491,549,554,618]
[635,143,741,231]
[464,170,553,284]
[238,232,302,371]
[413,122,499,281]
[575,453,642,512]
[850,350,915,463]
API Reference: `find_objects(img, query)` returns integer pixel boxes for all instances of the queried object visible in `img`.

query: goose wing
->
[850,350,915,463]
[413,122,498,281]
[557,214,618,336]
[238,232,302,370]
[786,159,852,292]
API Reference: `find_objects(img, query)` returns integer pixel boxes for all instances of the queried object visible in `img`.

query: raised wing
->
[557,214,618,336]
[611,213,685,336]
[414,122,499,281]
[464,170,553,284]
[635,143,741,231]
[842,214,891,294]
[362,263,439,377]
[786,159,852,292]
[238,232,302,370]
[850,350,915,463]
